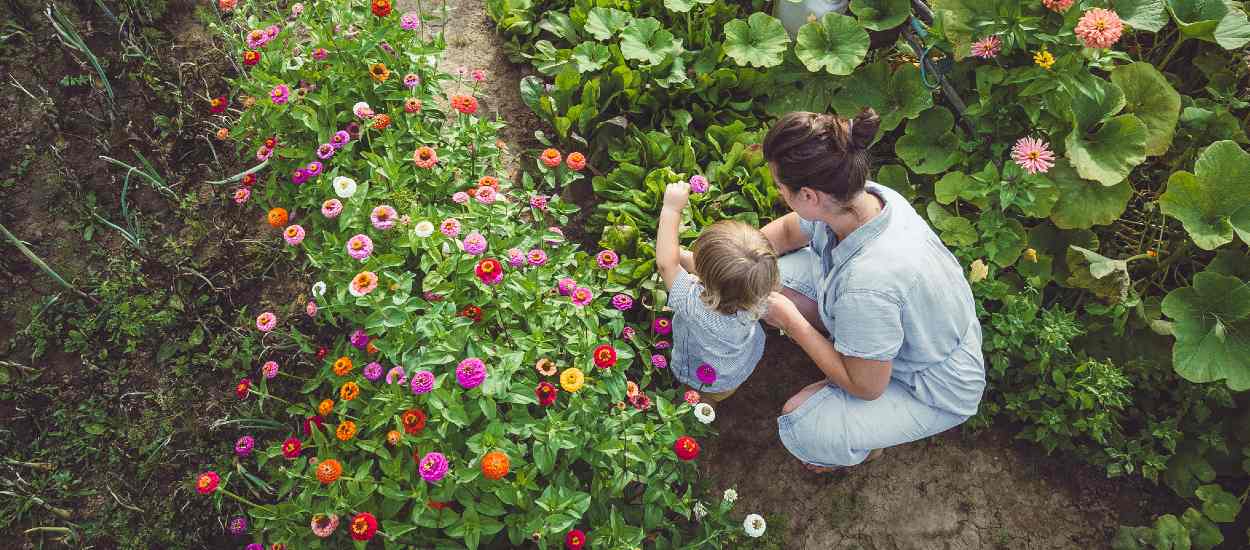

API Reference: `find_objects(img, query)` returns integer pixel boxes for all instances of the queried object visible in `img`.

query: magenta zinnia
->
[419,451,449,483]
[256,311,277,332]
[1011,137,1056,175]
[410,369,435,394]
[1074,8,1123,49]
[595,249,620,269]
[456,357,487,389]
[570,287,593,307]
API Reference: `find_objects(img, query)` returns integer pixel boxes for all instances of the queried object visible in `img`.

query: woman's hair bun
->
[848,108,880,152]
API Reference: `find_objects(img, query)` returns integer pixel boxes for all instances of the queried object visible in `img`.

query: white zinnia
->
[311,281,326,297]
[693,501,707,521]
[722,489,738,505]
[413,220,434,238]
[693,403,715,424]
[743,514,766,538]
[333,176,357,198]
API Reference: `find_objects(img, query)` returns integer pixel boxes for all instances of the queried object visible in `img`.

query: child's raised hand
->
[663,181,691,210]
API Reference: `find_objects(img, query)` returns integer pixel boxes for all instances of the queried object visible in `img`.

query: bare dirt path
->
[426,2,1150,548]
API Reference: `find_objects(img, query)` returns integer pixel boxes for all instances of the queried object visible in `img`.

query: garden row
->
[486,0,1250,545]
[194,0,769,547]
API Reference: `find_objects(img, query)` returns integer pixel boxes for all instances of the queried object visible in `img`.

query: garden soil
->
[435,1,1159,548]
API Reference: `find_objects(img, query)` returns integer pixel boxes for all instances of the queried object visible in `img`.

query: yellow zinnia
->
[1033,49,1055,70]
[560,367,585,393]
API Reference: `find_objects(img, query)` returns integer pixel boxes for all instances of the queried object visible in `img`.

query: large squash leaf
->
[830,60,932,135]
[1161,270,1250,390]
[1047,160,1133,229]
[1159,140,1250,250]
[1116,0,1169,32]
[794,12,869,75]
[895,106,961,174]
[723,13,790,68]
[929,0,1002,58]
[620,18,682,67]
[1166,0,1250,49]
[850,0,911,30]
[1066,115,1148,186]
[584,7,631,41]
[1110,62,1181,156]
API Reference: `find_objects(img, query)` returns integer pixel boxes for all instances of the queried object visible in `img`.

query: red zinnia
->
[450,95,479,115]
[475,258,504,285]
[195,471,219,494]
[209,95,228,114]
[565,529,587,550]
[349,512,378,541]
[401,408,427,434]
[673,436,700,461]
[241,173,257,187]
[460,305,483,323]
[592,344,617,369]
[282,436,302,459]
[235,378,251,399]
[535,381,558,406]
[303,415,324,435]
[242,50,260,67]
[370,0,391,16]
[566,152,586,171]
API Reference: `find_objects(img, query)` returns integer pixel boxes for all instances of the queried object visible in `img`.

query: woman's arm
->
[656,181,691,290]
[768,293,892,400]
[760,212,811,256]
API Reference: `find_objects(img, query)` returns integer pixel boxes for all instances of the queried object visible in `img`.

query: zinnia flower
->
[313,47,328,60]
[557,277,577,296]
[233,188,250,204]
[456,357,487,389]
[353,101,374,119]
[369,63,390,82]
[970,35,1001,59]
[626,381,639,399]
[321,199,343,218]
[419,452,449,483]
[270,84,289,105]
[570,287,593,307]
[535,381,558,406]
[530,194,548,210]
[1034,49,1055,69]
[566,151,586,171]
[481,451,510,480]
[371,0,391,16]
[630,392,652,411]
[463,231,488,255]
[371,205,398,230]
[331,130,350,148]
[696,363,717,385]
[316,143,335,160]
[363,362,383,381]
[651,354,668,369]
[255,145,273,161]
[1011,137,1056,174]
[565,529,587,550]
[245,29,265,49]
[290,168,310,185]
[541,148,562,168]
[333,176,357,198]
[653,317,672,335]
[340,381,360,401]
[536,358,558,376]
[283,224,305,245]
[349,271,379,297]
[693,403,716,424]
[595,250,620,269]
[527,249,548,266]
[306,161,323,177]
[656,340,671,350]
[440,217,461,237]
[622,326,636,340]
[673,435,700,460]
[475,186,497,204]
[452,191,470,204]
[471,68,486,82]
[235,435,256,457]
[282,437,302,459]
[475,258,504,285]
[611,294,634,311]
[346,234,373,260]
[402,408,427,434]
[318,399,334,416]
[310,513,338,538]
[560,367,585,392]
[218,0,236,12]
[349,512,378,541]
[401,12,420,29]
[507,248,525,267]
[1074,8,1123,49]
[593,344,617,369]
[209,95,228,114]
[336,420,357,441]
[414,146,438,168]
[1043,0,1074,12]
[256,312,277,332]
[410,369,435,394]
[451,95,478,115]
[266,207,288,228]
[261,360,279,379]
[404,97,422,113]
[684,390,700,404]
[689,174,709,193]
[195,471,219,494]
[228,515,248,536]
[333,356,354,376]
[743,514,766,538]
[316,458,342,484]
[386,366,407,385]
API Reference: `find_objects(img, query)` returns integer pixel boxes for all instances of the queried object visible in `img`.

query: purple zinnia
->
[419,451,449,483]
[247,545,264,550]
[456,358,487,389]
[595,250,620,269]
[331,130,350,149]
[651,354,668,369]
[689,174,709,193]
[235,435,255,457]
[527,249,548,267]
[410,369,435,394]
[291,168,309,185]
[305,161,323,177]
[401,12,420,30]
[363,362,383,381]
[462,231,487,255]
[507,248,525,267]
[350,328,370,350]
[228,515,248,536]
[385,366,407,385]
[269,84,289,105]
[316,143,335,160]
[696,363,717,385]
[556,277,577,296]
[403,73,419,88]
[611,294,634,311]
[622,326,636,340]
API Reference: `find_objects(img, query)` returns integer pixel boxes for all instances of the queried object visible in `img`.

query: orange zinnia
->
[566,151,586,171]
[318,399,335,417]
[478,176,499,188]
[386,430,402,445]
[540,148,562,168]
[372,114,391,130]
[267,207,288,228]
[481,451,510,480]
[332,356,353,376]
[316,458,342,484]
[369,63,390,82]
[336,420,357,441]
[340,381,360,401]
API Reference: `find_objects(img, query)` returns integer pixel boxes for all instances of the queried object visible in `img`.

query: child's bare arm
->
[657,181,690,290]
[679,249,695,273]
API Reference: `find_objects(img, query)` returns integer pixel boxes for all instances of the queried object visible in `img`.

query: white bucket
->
[773,0,850,39]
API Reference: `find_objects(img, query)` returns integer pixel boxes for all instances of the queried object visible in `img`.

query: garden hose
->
[902,6,968,118]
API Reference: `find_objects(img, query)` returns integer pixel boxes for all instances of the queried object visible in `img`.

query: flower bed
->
[197,0,762,547]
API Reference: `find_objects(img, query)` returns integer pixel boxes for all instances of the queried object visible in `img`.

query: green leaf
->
[929,0,1000,58]
[1164,449,1217,497]
[723,13,791,68]
[1168,0,1250,49]
[850,0,911,30]
[1047,160,1133,229]
[1116,0,1168,32]
[926,202,978,246]
[584,7,630,41]
[620,18,682,66]
[1110,63,1181,156]
[1161,271,1250,390]
[572,42,610,73]
[1151,514,1191,550]
[1195,484,1242,523]
[1180,507,1224,550]
[1065,114,1148,186]
[794,12,870,75]
[876,164,916,201]
[1069,246,1126,279]
[895,107,960,174]
[1161,141,1250,249]
[664,0,712,12]
[831,60,932,134]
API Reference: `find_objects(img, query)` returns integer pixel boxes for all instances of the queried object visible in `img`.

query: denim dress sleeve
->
[831,290,905,362]
[667,268,699,317]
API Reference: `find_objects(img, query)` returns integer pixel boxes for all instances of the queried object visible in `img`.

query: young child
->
[656,180,780,402]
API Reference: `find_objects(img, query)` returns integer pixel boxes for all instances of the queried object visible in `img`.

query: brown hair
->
[692,221,780,318]
[761,108,881,203]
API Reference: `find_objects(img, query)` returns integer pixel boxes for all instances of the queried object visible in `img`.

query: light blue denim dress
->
[776,183,985,467]
[668,268,766,394]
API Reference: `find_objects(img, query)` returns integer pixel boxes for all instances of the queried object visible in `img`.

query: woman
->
[759,108,985,471]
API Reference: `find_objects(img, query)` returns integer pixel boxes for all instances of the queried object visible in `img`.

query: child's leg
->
[697,385,739,403]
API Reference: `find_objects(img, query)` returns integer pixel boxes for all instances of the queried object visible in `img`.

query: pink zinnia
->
[440,218,461,238]
[261,360,279,379]
[256,146,273,161]
[283,224,305,245]
[349,271,379,297]
[452,192,469,204]
[556,277,577,296]
[683,390,700,405]
[403,73,419,88]
[970,35,1001,59]
[456,358,487,389]
[622,326,636,340]
[612,294,634,311]
[400,12,420,30]
[507,248,525,267]
[346,234,373,260]
[310,513,338,538]
[305,300,318,318]
[1074,8,1123,49]
[1011,137,1056,175]
[527,249,548,266]
[471,69,486,82]
[696,363,717,385]
[530,194,548,210]
[385,366,407,385]
[475,186,497,204]
[256,311,277,332]
[371,205,398,230]
[270,84,289,105]
[1042,0,1074,12]
[312,47,328,60]
[419,452,449,483]
[462,231,488,255]
[233,187,250,204]
[321,199,343,218]
[595,250,620,269]
[651,354,668,369]
[570,287,593,307]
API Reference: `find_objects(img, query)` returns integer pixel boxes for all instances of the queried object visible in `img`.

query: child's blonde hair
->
[692,220,780,318]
